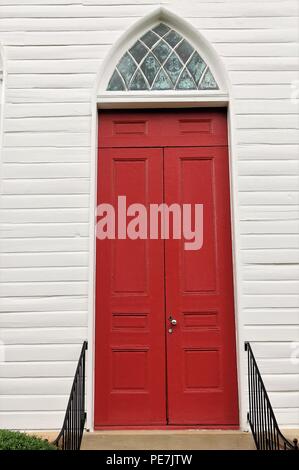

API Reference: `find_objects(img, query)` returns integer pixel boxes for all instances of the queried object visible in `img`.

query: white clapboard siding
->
[0,378,73,395]
[0,282,89,297]
[226,57,299,71]
[0,209,89,224]
[7,74,96,89]
[237,143,299,159]
[242,250,299,264]
[247,373,299,394]
[0,18,136,33]
[234,85,294,100]
[180,2,299,18]
[104,15,299,30]
[0,267,89,282]
[232,71,299,86]
[0,312,88,328]
[245,326,299,341]
[259,360,299,376]
[0,412,65,430]
[218,43,299,58]
[0,362,78,378]
[3,163,90,178]
[0,194,90,209]
[0,296,88,312]
[7,45,107,60]
[2,179,90,194]
[239,176,299,191]
[5,103,92,118]
[263,375,299,393]
[241,234,299,249]
[273,410,299,426]
[244,297,299,309]
[244,309,299,325]
[244,265,299,281]
[0,5,157,18]
[244,281,299,295]
[250,342,298,359]
[2,147,91,163]
[0,0,166,4]
[239,161,299,175]
[237,130,299,145]
[7,60,99,75]
[4,132,90,147]
[240,220,299,234]
[0,237,89,252]
[0,396,69,412]
[7,89,92,102]
[237,115,299,129]
[0,0,298,430]
[1,223,89,238]
[268,392,299,409]
[4,344,84,362]
[243,390,299,411]
[240,208,299,221]
[235,102,299,115]
[0,327,88,344]
[203,29,299,44]
[239,193,299,205]
[8,59,101,74]
[1,31,117,45]
[5,116,91,132]
[0,252,89,268]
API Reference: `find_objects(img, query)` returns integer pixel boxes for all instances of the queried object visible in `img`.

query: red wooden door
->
[95,110,239,428]
[94,147,166,426]
[164,147,239,425]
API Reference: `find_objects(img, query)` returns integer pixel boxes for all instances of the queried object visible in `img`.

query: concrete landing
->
[81,430,255,450]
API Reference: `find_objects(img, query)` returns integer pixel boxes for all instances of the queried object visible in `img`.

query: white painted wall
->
[0,0,299,430]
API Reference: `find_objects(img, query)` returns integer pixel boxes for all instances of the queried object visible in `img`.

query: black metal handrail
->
[245,341,298,450]
[54,341,88,450]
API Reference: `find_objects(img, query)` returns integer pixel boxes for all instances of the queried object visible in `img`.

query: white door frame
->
[86,7,247,432]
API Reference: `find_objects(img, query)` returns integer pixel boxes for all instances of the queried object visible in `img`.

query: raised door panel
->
[98,109,227,148]
[164,146,239,426]
[94,147,166,426]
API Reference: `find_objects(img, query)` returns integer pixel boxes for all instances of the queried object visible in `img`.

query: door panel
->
[164,147,239,425]
[94,147,166,426]
[98,109,228,148]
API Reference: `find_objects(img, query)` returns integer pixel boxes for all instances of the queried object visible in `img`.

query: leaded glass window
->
[107,23,218,91]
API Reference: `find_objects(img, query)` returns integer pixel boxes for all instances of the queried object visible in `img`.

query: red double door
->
[95,110,239,428]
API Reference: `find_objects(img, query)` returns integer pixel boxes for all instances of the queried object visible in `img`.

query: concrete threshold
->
[81,430,255,450]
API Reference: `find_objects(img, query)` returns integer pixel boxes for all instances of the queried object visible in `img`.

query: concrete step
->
[81,430,255,450]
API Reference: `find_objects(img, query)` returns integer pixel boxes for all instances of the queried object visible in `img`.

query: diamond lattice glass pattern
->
[107,23,219,91]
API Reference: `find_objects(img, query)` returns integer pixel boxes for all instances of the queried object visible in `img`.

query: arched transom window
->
[107,23,218,91]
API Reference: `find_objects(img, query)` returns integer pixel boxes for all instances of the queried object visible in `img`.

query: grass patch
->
[0,430,57,450]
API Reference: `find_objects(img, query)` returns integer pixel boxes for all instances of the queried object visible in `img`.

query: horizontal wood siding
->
[0,0,298,429]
